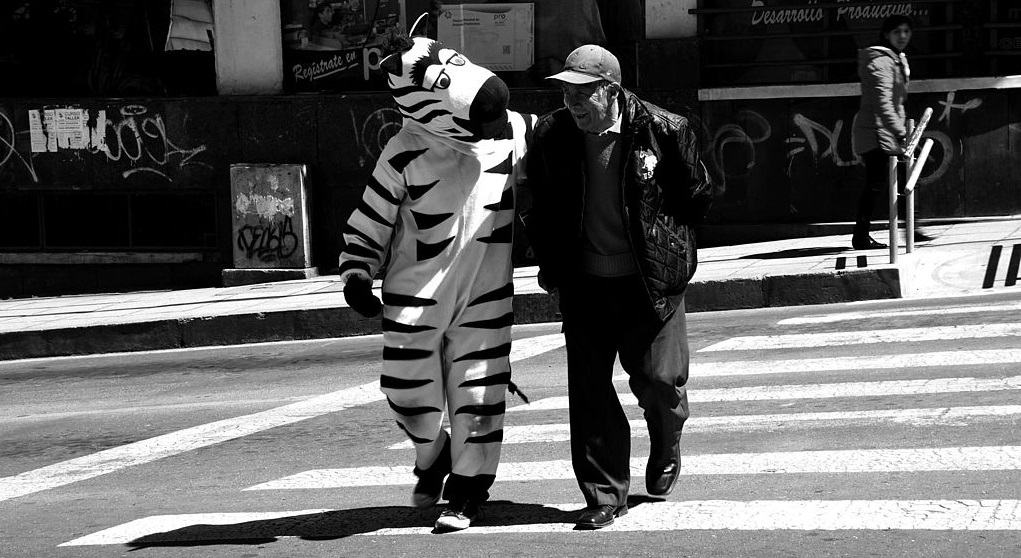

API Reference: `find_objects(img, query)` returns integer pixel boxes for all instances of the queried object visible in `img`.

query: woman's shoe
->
[852,236,887,250]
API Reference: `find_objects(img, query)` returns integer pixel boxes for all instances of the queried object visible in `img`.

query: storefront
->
[695,0,1021,86]
[0,0,648,297]
[1,1,1018,297]
[690,0,1021,225]
[278,0,645,91]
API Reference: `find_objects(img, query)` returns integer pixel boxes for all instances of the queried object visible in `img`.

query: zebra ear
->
[409,12,430,37]
[380,53,403,77]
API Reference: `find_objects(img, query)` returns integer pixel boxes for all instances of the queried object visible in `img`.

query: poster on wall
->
[437,3,534,72]
[281,0,406,91]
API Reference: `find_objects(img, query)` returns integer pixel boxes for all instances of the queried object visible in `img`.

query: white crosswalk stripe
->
[777,302,1021,325]
[509,376,1021,412]
[60,499,1021,545]
[0,334,566,503]
[391,405,1021,448]
[699,323,1021,352]
[57,308,1021,546]
[245,446,1021,490]
[691,349,1021,377]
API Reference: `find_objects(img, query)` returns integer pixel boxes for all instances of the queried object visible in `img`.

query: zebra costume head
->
[380,26,510,142]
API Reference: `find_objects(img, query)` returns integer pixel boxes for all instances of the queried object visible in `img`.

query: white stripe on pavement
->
[245,445,1021,490]
[777,302,1021,325]
[510,376,1021,412]
[60,499,1021,544]
[60,509,334,546]
[506,333,566,362]
[0,382,383,503]
[690,349,1021,377]
[699,323,1021,352]
[0,334,566,502]
[393,405,1021,448]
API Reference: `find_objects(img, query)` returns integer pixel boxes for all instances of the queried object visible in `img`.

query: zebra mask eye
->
[383,36,508,141]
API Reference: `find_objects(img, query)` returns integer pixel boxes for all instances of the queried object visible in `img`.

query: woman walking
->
[851,14,930,249]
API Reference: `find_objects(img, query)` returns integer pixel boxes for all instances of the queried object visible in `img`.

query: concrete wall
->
[647,0,697,39]
[213,0,284,95]
[698,79,1021,224]
[3,82,1019,297]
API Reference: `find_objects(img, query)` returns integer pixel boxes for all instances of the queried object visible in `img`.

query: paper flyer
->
[438,4,534,72]
[43,109,57,152]
[28,110,46,153]
[55,108,85,150]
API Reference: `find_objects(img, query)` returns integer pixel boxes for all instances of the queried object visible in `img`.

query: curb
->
[0,268,900,361]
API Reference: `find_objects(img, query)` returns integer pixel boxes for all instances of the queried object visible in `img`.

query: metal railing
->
[888,107,935,264]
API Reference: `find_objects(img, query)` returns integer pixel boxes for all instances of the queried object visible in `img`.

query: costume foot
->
[411,433,451,509]
[646,442,681,496]
[852,236,887,250]
[575,504,627,530]
[434,500,482,532]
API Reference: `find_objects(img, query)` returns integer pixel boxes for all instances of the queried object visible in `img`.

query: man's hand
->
[343,274,382,318]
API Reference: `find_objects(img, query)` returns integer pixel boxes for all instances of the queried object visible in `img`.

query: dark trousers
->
[854,149,908,239]
[560,273,690,508]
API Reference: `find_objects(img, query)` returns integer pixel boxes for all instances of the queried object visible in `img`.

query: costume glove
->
[343,274,382,318]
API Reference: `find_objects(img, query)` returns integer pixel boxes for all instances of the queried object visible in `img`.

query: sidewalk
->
[2,217,1019,361]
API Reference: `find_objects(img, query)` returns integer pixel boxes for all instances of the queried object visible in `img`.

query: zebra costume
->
[338,36,535,509]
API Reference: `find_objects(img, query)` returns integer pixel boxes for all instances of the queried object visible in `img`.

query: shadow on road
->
[125,497,662,548]
[122,497,640,548]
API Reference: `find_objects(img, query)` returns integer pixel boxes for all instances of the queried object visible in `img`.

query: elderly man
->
[523,45,712,530]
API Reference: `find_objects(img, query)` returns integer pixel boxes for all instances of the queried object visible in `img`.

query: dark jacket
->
[523,89,712,321]
[852,46,909,155]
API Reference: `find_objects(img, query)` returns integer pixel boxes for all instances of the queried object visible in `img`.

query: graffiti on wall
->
[692,109,773,196]
[701,91,985,199]
[230,164,311,269]
[0,108,39,183]
[0,104,211,184]
[236,217,301,263]
[349,107,402,168]
[89,105,211,181]
[784,91,982,186]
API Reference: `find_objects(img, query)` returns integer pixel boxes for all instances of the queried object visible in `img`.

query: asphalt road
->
[2,291,1021,558]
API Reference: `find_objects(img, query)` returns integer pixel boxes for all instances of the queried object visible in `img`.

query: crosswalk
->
[59,300,1021,547]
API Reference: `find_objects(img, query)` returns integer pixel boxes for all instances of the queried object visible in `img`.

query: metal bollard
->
[888,155,898,264]
[889,107,934,263]
[903,107,933,156]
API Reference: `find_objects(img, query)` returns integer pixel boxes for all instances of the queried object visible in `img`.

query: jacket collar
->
[621,89,652,137]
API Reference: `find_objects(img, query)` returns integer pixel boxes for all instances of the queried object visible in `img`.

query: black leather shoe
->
[913,230,934,242]
[575,504,627,530]
[646,443,681,496]
[852,236,887,250]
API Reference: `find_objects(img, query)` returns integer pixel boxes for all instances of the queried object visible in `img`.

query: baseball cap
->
[546,45,621,85]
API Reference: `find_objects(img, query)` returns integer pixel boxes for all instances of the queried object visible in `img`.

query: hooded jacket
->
[852,45,910,155]
[524,89,712,322]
